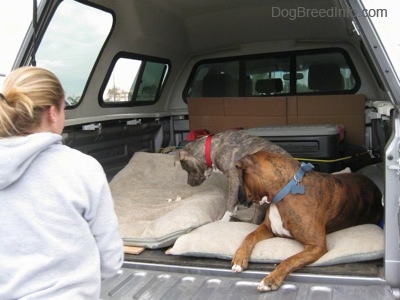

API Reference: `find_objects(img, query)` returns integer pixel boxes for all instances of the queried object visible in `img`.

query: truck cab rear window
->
[184,48,359,100]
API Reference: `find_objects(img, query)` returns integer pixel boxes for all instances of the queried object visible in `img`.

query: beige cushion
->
[168,221,383,266]
[109,152,229,248]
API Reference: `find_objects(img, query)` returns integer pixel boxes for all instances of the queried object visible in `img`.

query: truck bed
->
[123,249,383,277]
[100,250,395,299]
[100,254,393,299]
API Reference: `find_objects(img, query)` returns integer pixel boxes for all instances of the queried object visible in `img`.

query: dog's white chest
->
[204,166,223,178]
[212,164,223,174]
[269,203,292,238]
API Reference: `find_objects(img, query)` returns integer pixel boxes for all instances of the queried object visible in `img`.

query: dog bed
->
[167,221,384,266]
[109,152,229,249]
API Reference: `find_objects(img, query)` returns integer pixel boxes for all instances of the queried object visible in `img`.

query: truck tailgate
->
[100,262,396,299]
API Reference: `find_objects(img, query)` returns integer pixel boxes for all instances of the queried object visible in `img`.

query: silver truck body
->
[7,0,400,298]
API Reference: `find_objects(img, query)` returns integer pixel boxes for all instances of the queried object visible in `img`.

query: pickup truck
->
[7,0,400,299]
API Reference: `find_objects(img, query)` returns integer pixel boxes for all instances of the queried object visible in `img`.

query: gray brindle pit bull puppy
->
[175,130,290,223]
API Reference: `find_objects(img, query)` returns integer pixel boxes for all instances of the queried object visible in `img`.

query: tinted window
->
[187,61,239,97]
[244,57,290,95]
[185,48,359,101]
[101,54,170,106]
[296,52,357,93]
[36,0,112,107]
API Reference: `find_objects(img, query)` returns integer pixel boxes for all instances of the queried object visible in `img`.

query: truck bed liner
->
[100,250,395,299]
[122,248,383,277]
[100,261,394,299]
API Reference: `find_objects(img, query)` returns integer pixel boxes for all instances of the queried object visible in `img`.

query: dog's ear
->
[236,155,254,171]
[236,159,245,170]
[174,149,188,165]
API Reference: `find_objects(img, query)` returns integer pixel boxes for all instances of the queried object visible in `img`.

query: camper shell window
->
[184,48,360,101]
[100,53,170,107]
[35,0,113,108]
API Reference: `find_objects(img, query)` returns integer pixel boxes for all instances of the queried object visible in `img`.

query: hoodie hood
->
[0,133,62,189]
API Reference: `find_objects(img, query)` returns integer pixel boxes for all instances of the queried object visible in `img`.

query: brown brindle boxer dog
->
[232,151,383,292]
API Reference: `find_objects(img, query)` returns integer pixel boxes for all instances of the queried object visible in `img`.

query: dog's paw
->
[220,211,233,222]
[257,279,279,292]
[260,196,271,205]
[231,264,243,273]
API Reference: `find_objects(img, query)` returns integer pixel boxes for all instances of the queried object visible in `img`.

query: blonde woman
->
[0,66,123,299]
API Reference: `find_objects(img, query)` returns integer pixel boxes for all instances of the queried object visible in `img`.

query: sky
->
[0,0,112,96]
[0,0,33,77]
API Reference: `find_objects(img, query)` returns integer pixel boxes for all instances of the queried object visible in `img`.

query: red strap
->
[205,134,214,168]
[187,129,209,141]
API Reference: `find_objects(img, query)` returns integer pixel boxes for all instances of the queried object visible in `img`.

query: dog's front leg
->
[259,242,328,291]
[232,224,274,272]
[221,170,241,221]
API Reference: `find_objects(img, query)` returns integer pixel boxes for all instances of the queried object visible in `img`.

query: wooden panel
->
[187,94,366,146]
[189,116,225,133]
[288,94,366,145]
[187,97,224,116]
[287,96,298,117]
[296,94,365,116]
[223,97,287,117]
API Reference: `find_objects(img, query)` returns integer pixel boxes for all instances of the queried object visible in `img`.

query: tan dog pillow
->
[110,152,229,249]
[167,221,383,266]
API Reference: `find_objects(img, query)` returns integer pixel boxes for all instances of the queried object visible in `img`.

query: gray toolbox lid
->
[244,124,344,138]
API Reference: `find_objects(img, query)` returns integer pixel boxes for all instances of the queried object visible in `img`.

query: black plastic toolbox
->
[244,125,345,173]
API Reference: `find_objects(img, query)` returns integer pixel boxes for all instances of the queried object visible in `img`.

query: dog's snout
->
[187,173,206,186]
[188,179,200,186]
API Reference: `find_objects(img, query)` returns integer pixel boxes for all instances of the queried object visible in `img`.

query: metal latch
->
[388,158,400,175]
[126,119,141,126]
[82,123,102,131]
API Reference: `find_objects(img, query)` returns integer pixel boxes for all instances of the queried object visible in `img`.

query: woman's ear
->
[47,105,58,123]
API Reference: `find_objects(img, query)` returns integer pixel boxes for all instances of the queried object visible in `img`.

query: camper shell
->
[9,0,400,298]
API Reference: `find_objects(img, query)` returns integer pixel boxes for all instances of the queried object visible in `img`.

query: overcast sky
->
[0,0,112,96]
[0,0,33,76]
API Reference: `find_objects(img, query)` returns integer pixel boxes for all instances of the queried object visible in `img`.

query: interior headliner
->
[93,0,356,53]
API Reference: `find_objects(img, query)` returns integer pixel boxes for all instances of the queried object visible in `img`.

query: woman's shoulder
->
[55,145,102,168]
[49,145,107,185]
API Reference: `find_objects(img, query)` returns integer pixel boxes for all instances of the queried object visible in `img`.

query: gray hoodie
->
[0,132,123,299]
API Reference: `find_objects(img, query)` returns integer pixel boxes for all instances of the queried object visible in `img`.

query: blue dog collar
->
[272,162,314,203]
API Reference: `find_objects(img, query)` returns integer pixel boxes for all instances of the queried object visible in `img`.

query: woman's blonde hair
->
[0,66,65,137]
